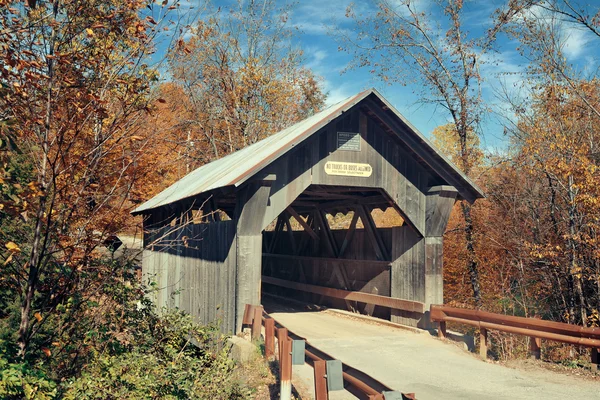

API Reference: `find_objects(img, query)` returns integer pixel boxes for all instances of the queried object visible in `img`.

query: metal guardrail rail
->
[431,304,600,369]
[242,304,416,400]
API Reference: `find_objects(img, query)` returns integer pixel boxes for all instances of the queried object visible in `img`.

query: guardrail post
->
[438,321,447,339]
[313,360,328,400]
[265,318,275,359]
[252,305,263,341]
[242,304,253,326]
[278,328,292,400]
[479,328,488,360]
[529,337,541,360]
[592,348,599,371]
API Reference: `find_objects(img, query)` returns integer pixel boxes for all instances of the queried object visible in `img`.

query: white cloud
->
[562,28,590,60]
[323,80,359,105]
[305,48,328,69]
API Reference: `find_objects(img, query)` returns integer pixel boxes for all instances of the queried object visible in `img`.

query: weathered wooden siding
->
[258,107,434,235]
[142,220,237,332]
[390,225,425,327]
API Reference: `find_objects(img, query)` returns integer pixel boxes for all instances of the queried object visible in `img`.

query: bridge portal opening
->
[261,184,405,320]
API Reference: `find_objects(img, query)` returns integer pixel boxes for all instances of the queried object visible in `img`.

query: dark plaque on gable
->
[337,131,361,151]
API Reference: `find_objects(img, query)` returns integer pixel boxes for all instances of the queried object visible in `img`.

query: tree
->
[340,0,525,306]
[512,82,600,325]
[498,0,600,326]
[165,0,326,171]
[0,0,176,359]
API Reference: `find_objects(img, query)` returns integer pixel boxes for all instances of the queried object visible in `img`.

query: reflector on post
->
[291,340,305,365]
[326,359,344,391]
[382,391,405,400]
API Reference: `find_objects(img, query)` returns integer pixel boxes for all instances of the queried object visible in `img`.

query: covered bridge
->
[132,89,483,333]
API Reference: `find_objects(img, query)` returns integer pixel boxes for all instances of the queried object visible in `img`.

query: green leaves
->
[0,359,58,400]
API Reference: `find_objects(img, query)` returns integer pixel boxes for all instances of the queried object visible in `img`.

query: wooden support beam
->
[316,210,339,257]
[313,211,355,311]
[262,276,425,313]
[283,213,297,255]
[268,215,285,253]
[287,206,319,241]
[262,253,391,268]
[338,212,359,258]
[302,191,359,199]
[357,206,389,261]
[209,197,221,222]
[315,196,388,212]
[262,254,391,268]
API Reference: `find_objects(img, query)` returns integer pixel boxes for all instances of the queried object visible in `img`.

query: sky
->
[158,0,599,153]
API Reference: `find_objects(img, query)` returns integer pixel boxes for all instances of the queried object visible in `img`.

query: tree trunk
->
[461,201,482,307]
[567,174,587,325]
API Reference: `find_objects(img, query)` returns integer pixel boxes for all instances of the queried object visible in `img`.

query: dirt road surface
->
[266,303,599,400]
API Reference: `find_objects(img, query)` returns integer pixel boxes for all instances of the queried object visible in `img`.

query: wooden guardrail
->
[242,304,416,400]
[431,304,600,369]
[262,276,425,314]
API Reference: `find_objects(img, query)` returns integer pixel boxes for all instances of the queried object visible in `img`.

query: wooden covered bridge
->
[132,89,483,333]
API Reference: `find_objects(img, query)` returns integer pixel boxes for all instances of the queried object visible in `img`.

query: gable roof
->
[132,89,484,215]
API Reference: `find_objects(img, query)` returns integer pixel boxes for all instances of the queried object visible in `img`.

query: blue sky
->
[160,0,599,152]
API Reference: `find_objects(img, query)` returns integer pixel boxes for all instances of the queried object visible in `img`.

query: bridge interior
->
[261,184,406,320]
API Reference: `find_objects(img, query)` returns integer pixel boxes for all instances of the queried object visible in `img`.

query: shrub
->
[63,312,241,399]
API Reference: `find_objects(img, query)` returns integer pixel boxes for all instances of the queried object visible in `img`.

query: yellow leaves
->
[85,28,94,37]
[4,242,21,265]
[5,241,21,253]
[27,181,43,197]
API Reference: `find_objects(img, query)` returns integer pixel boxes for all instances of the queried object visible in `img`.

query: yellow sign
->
[324,161,373,177]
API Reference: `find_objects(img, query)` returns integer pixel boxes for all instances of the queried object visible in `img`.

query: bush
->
[0,357,57,399]
[63,312,242,399]
[0,257,248,399]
